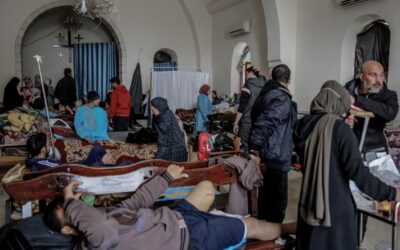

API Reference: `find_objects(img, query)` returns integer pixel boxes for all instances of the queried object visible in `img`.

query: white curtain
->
[151,71,212,112]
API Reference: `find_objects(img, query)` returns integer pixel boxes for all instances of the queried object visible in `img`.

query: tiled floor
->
[0,169,395,249]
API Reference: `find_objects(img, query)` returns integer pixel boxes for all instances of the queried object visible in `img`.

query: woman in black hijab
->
[3,77,23,112]
[151,97,188,162]
[293,80,398,250]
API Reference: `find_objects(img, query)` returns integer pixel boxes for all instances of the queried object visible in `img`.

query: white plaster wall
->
[211,0,268,96]
[274,0,298,94]
[293,0,400,111]
[0,0,212,100]
[22,7,113,87]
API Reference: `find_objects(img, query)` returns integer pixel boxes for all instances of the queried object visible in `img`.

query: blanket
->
[54,139,157,163]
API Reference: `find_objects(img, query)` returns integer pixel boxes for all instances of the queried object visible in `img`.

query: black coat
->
[294,114,396,250]
[152,98,187,162]
[345,79,398,153]
[3,77,23,112]
[249,80,297,171]
[55,76,77,108]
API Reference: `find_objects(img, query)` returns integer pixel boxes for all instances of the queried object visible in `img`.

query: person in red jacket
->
[109,77,131,131]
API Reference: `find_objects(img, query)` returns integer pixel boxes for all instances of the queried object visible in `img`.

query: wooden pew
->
[3,159,294,249]
[0,155,26,169]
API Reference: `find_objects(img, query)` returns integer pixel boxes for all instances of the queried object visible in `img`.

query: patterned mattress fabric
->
[54,139,157,164]
[384,126,400,167]
[0,107,42,144]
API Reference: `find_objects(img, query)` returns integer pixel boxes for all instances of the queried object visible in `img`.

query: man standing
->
[109,77,131,131]
[345,60,398,155]
[233,65,266,157]
[249,64,297,223]
[55,68,77,109]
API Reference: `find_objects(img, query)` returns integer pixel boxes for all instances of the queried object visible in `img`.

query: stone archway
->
[230,42,249,95]
[261,0,281,71]
[15,0,127,84]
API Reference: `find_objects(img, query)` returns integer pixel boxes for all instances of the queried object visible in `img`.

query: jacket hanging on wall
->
[130,63,143,115]
[354,20,390,78]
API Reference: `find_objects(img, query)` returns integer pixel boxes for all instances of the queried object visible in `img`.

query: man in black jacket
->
[233,66,266,157]
[345,60,398,155]
[55,68,77,109]
[249,64,297,223]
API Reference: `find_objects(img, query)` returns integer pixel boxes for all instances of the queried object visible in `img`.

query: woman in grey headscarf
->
[293,80,397,250]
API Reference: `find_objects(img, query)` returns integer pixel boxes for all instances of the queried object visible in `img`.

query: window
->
[153,49,177,71]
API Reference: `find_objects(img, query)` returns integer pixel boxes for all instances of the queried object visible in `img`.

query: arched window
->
[153,49,177,71]
[354,19,390,78]
[230,42,251,95]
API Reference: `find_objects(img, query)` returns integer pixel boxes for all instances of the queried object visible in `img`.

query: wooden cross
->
[55,32,65,43]
[53,30,73,63]
[75,34,83,43]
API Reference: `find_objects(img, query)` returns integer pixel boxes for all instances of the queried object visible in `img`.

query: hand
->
[84,137,92,143]
[166,164,189,180]
[64,181,82,200]
[345,114,355,129]
[233,123,239,135]
[151,106,160,116]
[250,154,261,165]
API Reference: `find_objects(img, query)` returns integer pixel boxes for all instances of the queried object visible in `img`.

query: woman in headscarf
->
[195,84,213,134]
[293,80,398,250]
[151,97,188,162]
[3,77,24,112]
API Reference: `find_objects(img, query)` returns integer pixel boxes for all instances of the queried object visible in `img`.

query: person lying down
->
[26,133,117,172]
[43,164,296,250]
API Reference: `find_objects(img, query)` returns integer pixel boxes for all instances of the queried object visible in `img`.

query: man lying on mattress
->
[43,164,296,250]
[26,133,115,171]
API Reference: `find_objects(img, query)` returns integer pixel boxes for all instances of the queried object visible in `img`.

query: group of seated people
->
[25,92,189,173]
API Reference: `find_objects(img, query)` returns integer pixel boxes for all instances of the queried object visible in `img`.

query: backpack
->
[0,224,32,250]
[198,132,212,160]
[126,127,158,144]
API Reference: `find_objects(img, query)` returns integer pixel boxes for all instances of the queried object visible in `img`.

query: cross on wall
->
[52,31,84,62]
[75,34,83,42]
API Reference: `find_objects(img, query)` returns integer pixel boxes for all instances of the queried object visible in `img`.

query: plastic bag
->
[368,155,400,188]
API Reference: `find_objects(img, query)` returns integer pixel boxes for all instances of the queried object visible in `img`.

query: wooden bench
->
[3,159,294,249]
[0,155,26,169]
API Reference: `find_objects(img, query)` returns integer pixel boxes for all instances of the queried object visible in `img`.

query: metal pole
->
[33,55,56,160]
[359,117,370,152]
[393,202,400,250]
[148,67,153,128]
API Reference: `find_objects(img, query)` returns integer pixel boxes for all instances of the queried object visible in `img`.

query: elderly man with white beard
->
[345,60,399,155]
